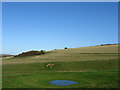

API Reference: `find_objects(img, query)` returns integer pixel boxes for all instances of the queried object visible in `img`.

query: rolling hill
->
[2,44,119,88]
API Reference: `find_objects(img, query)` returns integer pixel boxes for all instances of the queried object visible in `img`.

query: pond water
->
[50,80,78,86]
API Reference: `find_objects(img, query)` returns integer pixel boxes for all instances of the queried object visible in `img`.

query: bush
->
[64,47,67,49]
[14,50,45,57]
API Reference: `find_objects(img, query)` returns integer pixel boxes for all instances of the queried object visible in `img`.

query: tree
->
[64,47,67,49]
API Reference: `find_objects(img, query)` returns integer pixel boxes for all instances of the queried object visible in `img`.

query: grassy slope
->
[2,45,119,88]
[2,45,118,64]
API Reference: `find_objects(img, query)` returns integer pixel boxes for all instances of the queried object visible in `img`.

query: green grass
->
[3,59,118,75]
[2,45,119,88]
[3,70,118,88]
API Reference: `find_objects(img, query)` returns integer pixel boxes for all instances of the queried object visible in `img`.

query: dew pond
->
[50,80,78,86]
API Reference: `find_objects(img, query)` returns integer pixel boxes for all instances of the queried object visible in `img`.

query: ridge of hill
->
[0,54,13,58]
[2,44,118,65]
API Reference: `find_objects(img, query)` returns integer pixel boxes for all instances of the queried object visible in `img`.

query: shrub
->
[14,50,45,57]
[64,47,67,49]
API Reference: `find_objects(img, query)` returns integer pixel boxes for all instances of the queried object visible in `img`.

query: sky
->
[2,2,118,55]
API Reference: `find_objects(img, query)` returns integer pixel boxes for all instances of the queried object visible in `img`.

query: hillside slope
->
[2,44,118,65]
[2,44,118,88]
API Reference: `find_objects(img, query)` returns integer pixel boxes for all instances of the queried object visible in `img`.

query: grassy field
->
[2,45,119,88]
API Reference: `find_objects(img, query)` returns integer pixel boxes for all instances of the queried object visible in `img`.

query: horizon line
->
[2,43,119,55]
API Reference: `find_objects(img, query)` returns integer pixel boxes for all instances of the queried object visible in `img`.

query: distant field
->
[2,45,119,88]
